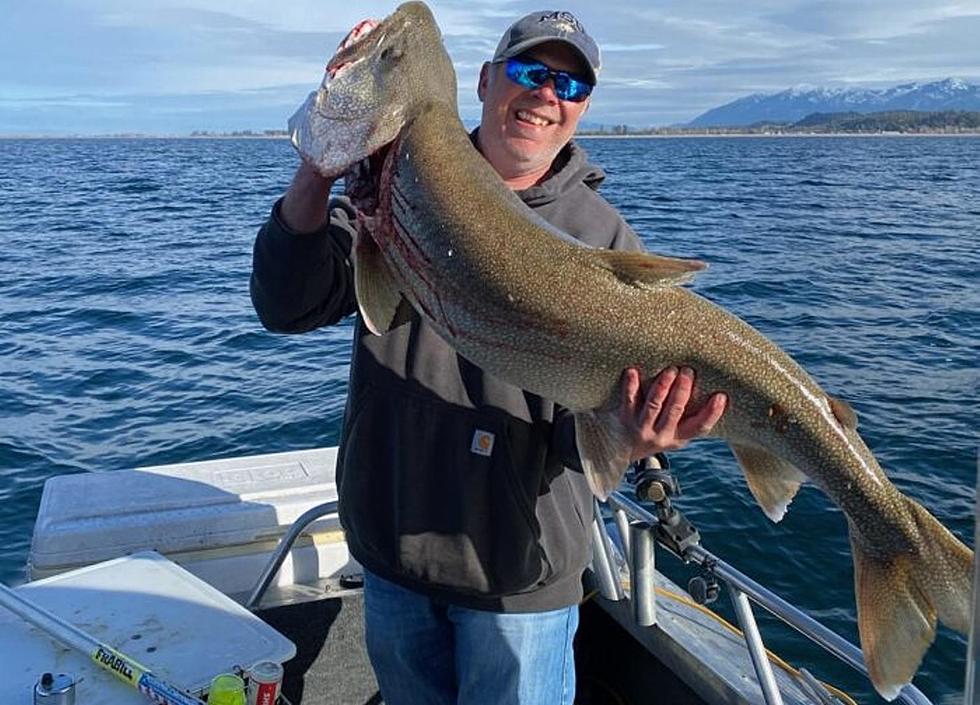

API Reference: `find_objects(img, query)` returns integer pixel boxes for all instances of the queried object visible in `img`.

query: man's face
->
[477,41,591,181]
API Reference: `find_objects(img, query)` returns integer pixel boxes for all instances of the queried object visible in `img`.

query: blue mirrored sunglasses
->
[502,57,594,103]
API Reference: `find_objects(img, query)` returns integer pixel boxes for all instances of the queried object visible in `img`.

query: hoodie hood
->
[518,140,606,206]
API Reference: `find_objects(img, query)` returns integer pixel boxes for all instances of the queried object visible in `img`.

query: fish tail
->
[851,497,973,701]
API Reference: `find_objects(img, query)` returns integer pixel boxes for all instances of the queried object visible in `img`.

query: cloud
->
[1,0,978,132]
[603,43,666,52]
[765,1,980,40]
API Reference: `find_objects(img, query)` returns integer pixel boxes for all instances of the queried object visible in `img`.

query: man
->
[251,9,726,705]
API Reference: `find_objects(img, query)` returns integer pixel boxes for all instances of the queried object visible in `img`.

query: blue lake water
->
[0,135,977,702]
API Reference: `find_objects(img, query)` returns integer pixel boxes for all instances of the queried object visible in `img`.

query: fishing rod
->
[0,582,206,705]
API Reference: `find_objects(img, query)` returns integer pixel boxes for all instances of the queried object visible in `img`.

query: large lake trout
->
[287,2,972,698]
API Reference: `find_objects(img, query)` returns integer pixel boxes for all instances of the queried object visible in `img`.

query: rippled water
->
[1,136,977,702]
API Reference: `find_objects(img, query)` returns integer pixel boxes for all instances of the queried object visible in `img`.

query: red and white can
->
[246,661,283,705]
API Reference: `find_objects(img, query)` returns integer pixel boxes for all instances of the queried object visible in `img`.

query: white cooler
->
[2,551,296,705]
[28,447,352,598]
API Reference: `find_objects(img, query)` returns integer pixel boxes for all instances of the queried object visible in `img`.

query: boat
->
[3,446,976,704]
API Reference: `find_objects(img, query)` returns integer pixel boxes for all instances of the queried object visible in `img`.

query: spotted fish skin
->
[290,3,973,699]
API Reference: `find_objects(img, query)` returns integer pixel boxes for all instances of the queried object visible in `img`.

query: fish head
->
[288,1,457,177]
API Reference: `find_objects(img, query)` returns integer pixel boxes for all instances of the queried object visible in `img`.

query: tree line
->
[578,111,980,136]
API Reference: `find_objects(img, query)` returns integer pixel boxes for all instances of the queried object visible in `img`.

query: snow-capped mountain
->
[688,78,980,127]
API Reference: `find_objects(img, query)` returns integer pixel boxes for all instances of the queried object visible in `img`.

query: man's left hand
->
[619,366,727,461]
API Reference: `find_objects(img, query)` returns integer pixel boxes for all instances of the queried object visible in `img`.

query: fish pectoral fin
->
[851,537,936,701]
[352,225,404,335]
[730,444,806,522]
[828,395,858,430]
[574,410,633,500]
[593,250,706,288]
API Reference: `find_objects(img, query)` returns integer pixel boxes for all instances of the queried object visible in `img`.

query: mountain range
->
[688,78,980,127]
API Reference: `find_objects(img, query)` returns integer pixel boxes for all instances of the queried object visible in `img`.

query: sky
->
[2,0,979,135]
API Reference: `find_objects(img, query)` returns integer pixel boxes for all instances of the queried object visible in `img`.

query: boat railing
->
[245,500,340,611]
[595,484,935,705]
[244,477,965,705]
[964,463,979,704]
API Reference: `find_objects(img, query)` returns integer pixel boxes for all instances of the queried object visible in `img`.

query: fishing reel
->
[629,454,701,558]
[687,560,721,605]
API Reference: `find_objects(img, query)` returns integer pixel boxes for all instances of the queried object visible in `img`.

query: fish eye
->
[380,47,403,63]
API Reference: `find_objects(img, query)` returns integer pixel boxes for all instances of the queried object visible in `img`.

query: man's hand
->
[280,161,335,234]
[619,367,726,461]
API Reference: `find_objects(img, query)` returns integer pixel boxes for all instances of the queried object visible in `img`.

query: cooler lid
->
[30,447,339,570]
[2,550,295,704]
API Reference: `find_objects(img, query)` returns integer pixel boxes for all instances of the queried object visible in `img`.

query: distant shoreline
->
[576,131,980,138]
[2,131,979,140]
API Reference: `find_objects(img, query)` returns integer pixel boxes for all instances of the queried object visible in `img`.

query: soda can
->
[34,673,76,705]
[247,661,284,705]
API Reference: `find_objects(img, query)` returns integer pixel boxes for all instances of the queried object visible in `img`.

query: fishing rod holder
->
[629,455,701,558]
[632,453,679,505]
[604,488,935,705]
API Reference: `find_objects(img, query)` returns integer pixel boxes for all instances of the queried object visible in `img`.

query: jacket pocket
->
[339,383,549,596]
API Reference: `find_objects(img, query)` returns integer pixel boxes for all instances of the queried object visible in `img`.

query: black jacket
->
[251,139,642,612]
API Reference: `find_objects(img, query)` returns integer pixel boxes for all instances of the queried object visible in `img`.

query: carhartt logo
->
[539,11,583,34]
[471,430,495,457]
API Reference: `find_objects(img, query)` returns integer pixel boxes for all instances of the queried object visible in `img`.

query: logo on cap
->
[539,11,584,34]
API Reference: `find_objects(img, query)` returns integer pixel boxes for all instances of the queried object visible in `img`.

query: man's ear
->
[477,62,490,102]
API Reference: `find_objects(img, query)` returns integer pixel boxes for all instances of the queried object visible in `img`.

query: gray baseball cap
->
[491,10,601,85]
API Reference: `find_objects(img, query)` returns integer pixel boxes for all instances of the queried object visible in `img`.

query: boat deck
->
[253,584,711,705]
[249,568,817,705]
[18,446,950,705]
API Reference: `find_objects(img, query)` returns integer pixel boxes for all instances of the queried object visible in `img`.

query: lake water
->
[0,135,977,702]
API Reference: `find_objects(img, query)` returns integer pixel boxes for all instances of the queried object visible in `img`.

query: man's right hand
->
[618,366,727,461]
[280,161,335,234]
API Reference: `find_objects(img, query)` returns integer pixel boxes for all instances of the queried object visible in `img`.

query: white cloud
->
[600,78,671,90]
[603,43,666,52]
[1,0,978,131]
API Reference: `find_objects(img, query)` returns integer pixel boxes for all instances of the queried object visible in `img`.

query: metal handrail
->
[965,463,979,704]
[246,487,944,704]
[245,500,339,611]
[604,490,934,705]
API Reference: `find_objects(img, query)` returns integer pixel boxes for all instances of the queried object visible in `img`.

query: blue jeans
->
[363,570,579,705]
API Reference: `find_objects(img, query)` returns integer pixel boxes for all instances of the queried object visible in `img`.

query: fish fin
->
[593,250,707,287]
[851,537,935,701]
[574,410,633,500]
[352,224,404,335]
[850,498,973,701]
[730,443,806,522]
[828,395,858,430]
[389,297,416,329]
[903,497,973,633]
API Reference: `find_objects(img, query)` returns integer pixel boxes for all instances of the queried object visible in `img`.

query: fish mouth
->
[325,1,416,80]
[326,19,382,79]
[314,18,383,122]
[320,3,436,195]
[345,147,392,217]
[332,18,392,215]
[331,7,419,211]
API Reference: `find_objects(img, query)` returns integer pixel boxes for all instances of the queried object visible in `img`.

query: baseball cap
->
[491,10,601,85]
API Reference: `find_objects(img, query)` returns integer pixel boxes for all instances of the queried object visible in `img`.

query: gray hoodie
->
[251,139,642,612]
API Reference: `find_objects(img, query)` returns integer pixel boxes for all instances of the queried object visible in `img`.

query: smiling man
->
[476,13,598,189]
[251,9,725,705]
